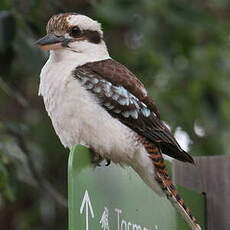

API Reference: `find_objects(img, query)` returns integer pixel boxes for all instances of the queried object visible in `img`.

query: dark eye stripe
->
[69,26,81,37]
[68,28,102,44]
[82,30,102,44]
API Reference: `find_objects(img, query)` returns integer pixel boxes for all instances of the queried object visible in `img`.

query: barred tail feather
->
[144,141,201,230]
[155,172,202,230]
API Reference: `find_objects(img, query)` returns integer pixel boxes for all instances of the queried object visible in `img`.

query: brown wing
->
[83,59,160,118]
[73,60,194,163]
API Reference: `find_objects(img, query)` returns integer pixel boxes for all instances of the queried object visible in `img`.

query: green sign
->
[68,145,205,230]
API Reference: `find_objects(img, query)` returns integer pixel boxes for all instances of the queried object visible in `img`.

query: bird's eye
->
[69,26,81,38]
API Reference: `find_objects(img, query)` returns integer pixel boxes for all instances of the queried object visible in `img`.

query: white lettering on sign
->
[100,207,110,230]
[115,208,122,230]
[121,219,127,230]
[79,193,158,230]
[133,224,142,230]
[80,190,94,230]
[115,208,154,230]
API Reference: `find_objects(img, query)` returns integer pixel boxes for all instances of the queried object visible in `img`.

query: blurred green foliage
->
[0,0,229,229]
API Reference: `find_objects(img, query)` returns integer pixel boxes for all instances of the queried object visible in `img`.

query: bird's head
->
[36,13,108,59]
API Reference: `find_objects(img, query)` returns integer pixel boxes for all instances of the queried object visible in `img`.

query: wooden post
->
[173,156,230,230]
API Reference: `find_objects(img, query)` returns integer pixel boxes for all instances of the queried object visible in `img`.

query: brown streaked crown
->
[46,13,78,33]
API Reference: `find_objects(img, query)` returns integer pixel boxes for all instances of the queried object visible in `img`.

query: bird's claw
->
[90,149,111,167]
[105,159,111,166]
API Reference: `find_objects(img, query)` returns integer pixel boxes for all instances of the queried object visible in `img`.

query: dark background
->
[0,0,229,229]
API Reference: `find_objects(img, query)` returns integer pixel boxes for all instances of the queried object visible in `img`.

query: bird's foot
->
[90,149,111,167]
[105,159,111,166]
[90,150,103,167]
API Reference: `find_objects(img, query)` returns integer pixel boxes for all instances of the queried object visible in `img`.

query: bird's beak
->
[35,34,72,51]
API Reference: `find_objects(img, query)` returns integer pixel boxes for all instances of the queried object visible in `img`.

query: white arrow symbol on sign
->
[80,190,95,230]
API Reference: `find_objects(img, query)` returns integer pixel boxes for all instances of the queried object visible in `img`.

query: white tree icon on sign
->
[100,207,110,230]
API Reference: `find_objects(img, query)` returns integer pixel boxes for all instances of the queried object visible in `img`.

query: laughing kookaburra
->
[36,13,201,230]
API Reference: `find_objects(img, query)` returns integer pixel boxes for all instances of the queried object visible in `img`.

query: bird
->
[36,13,201,230]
